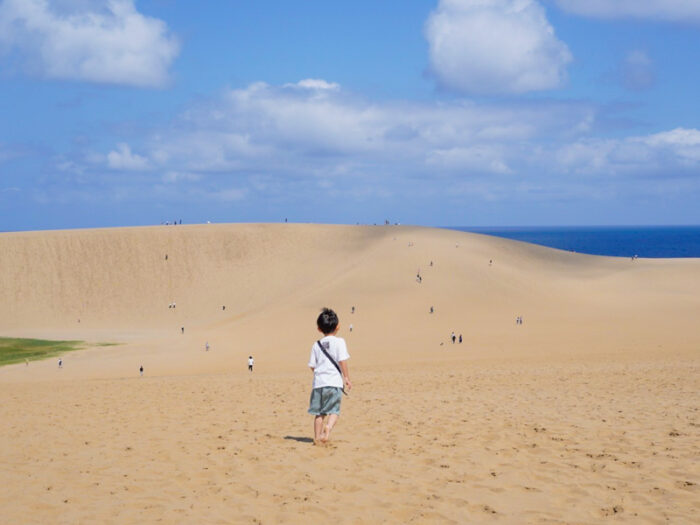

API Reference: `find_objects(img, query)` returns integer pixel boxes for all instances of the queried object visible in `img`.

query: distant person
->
[349,323,353,332]
[165,254,168,260]
[489,259,492,266]
[308,308,352,444]
[351,306,355,314]
[205,342,210,352]
[222,305,226,311]
[459,334,463,344]
[248,355,254,372]
[139,365,144,377]
[451,332,456,344]
[58,358,63,369]
[430,261,433,267]
[181,326,184,334]
[430,306,434,314]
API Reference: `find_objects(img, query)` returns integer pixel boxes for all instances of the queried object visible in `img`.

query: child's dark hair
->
[317,307,339,334]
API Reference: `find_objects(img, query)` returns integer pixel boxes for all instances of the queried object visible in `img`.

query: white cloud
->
[553,1,700,23]
[79,80,700,207]
[425,0,572,94]
[107,142,150,170]
[556,128,700,174]
[286,78,340,91]
[125,81,596,179]
[0,0,179,87]
[640,128,700,164]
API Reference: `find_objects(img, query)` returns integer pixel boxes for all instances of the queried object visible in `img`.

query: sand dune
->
[1,224,698,523]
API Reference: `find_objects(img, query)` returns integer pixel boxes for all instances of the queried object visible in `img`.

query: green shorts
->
[308,386,342,416]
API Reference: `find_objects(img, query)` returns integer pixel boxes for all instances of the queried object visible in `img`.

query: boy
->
[308,308,352,444]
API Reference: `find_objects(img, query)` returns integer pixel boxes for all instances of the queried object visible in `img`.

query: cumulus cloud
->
[556,128,700,175]
[425,0,572,94]
[552,1,700,23]
[0,0,179,87]
[127,81,596,180]
[641,128,700,164]
[77,80,700,207]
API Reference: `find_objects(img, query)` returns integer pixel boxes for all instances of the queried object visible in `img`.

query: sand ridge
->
[1,223,698,522]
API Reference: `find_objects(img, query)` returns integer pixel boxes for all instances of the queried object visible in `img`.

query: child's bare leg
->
[314,415,325,444]
[320,414,339,442]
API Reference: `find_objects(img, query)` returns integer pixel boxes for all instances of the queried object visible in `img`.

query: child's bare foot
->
[320,424,332,443]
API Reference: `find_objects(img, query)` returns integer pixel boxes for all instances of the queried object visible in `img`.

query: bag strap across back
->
[316,340,347,395]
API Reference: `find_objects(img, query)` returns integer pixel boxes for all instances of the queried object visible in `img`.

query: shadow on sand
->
[284,435,314,443]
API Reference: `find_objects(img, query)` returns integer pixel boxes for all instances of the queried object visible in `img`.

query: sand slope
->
[1,224,698,523]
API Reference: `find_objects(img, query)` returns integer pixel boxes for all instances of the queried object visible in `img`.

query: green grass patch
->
[0,337,86,366]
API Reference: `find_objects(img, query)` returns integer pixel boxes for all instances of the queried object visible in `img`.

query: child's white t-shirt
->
[308,335,350,389]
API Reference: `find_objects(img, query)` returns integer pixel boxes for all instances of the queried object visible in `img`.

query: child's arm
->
[339,360,352,391]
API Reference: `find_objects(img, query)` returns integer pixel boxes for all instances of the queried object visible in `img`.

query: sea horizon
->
[451,225,700,259]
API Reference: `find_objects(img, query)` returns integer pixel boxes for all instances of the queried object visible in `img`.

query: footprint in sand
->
[600,505,624,517]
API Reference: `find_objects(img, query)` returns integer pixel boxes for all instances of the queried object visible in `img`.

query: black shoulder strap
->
[316,340,347,395]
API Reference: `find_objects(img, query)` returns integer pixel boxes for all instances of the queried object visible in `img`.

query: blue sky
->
[1,0,699,231]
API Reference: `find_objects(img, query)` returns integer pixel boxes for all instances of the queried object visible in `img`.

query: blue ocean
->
[452,226,700,258]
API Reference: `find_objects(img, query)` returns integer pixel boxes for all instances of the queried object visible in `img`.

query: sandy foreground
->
[0,224,698,524]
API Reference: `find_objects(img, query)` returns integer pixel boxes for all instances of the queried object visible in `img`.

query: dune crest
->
[1,223,697,370]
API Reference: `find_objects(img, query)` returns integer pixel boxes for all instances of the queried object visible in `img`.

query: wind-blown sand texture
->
[1,224,698,523]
